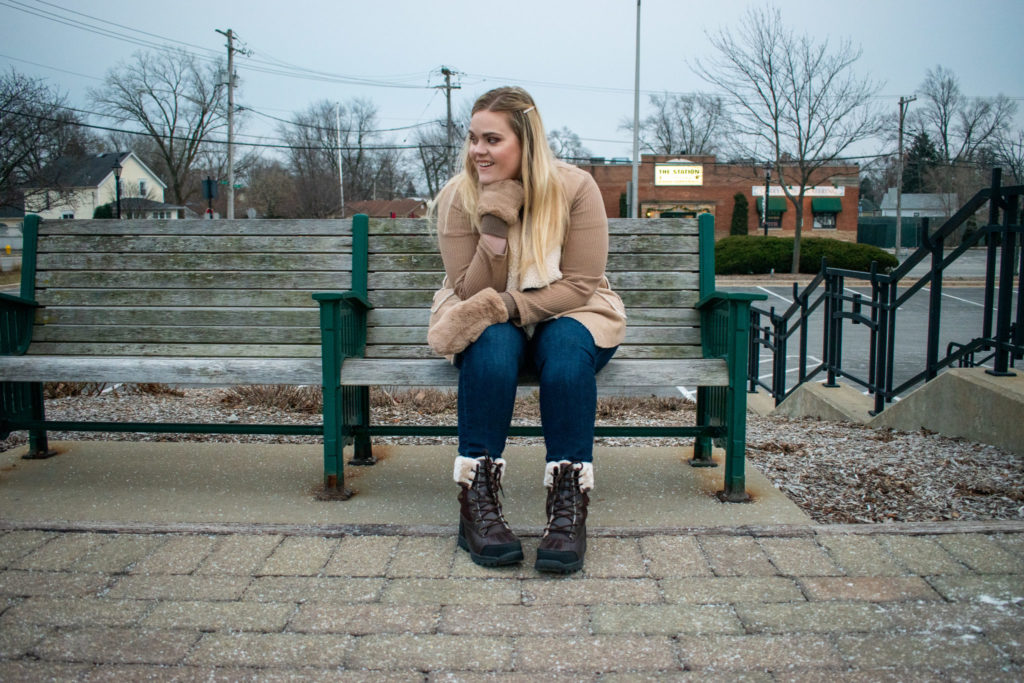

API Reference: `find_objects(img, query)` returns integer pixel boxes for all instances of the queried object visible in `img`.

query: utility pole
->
[337,102,345,217]
[895,95,916,259]
[216,28,247,219]
[436,67,461,178]
[630,0,641,219]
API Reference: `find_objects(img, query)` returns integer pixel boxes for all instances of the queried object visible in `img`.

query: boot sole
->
[457,534,524,567]
[534,554,583,573]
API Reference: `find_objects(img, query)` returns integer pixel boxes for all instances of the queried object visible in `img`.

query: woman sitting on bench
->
[427,86,626,573]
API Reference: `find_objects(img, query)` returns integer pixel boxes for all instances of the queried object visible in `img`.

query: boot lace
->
[543,465,582,539]
[469,458,511,536]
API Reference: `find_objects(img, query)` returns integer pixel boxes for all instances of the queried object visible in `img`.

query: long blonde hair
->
[438,87,568,281]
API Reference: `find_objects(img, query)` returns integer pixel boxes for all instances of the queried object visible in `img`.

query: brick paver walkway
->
[1,526,1022,679]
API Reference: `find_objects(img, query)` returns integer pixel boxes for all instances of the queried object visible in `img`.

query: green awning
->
[756,197,788,213]
[812,197,843,213]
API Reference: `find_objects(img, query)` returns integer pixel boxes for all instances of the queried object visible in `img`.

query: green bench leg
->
[349,386,375,466]
[690,386,717,467]
[718,300,752,503]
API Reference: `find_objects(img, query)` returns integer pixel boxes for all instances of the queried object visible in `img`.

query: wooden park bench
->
[0,213,763,501]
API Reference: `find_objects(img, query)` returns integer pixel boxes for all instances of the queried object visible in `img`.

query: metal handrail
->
[749,168,1023,413]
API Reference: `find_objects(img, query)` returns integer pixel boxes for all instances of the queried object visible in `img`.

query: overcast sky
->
[4,0,1023,162]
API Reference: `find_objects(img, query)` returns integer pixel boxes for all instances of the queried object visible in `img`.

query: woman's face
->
[468,109,522,185]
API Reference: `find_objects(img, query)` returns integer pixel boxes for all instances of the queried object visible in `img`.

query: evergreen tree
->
[730,192,749,235]
[904,131,940,193]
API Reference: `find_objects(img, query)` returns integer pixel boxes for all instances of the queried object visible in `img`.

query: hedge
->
[715,235,898,274]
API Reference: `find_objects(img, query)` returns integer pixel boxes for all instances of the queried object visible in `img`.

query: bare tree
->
[278,98,408,216]
[90,48,227,205]
[695,6,883,273]
[245,157,297,218]
[620,92,730,155]
[1,68,96,210]
[990,128,1024,184]
[414,121,452,198]
[915,65,1018,164]
[548,126,592,163]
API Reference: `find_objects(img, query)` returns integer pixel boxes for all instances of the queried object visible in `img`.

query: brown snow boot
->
[455,454,523,567]
[535,460,593,574]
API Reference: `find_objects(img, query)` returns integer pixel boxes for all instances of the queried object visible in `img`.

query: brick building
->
[580,155,861,238]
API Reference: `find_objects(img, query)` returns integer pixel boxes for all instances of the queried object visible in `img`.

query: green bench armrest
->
[696,290,767,309]
[0,293,40,355]
[313,291,374,311]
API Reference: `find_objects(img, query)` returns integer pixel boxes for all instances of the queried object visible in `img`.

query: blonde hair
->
[436,86,568,281]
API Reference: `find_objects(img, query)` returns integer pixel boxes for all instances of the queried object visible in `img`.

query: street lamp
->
[112,158,123,219]
[762,162,771,236]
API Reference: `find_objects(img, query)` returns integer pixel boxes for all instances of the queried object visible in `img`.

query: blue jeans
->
[454,317,617,463]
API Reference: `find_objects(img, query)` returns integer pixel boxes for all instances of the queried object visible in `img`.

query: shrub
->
[715,236,898,275]
[93,203,114,219]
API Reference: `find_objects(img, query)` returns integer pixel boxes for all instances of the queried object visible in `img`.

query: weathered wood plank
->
[364,307,701,327]
[37,307,321,328]
[26,342,320,358]
[364,217,699,237]
[363,289,698,309]
[38,290,322,308]
[0,355,323,384]
[340,358,727,387]
[38,253,351,272]
[37,271,352,291]
[41,219,353,237]
[359,345,705,360]
[33,326,321,345]
[41,235,352,254]
[364,326,701,346]
[368,234,698,255]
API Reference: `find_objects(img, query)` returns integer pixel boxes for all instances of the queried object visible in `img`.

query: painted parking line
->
[920,287,985,307]
[756,286,793,304]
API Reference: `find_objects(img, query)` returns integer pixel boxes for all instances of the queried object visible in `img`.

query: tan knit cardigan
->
[429,162,626,349]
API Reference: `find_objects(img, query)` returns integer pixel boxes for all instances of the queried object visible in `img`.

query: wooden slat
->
[41,235,351,254]
[0,355,323,384]
[358,345,705,360]
[364,326,701,346]
[37,271,352,290]
[364,217,700,237]
[340,358,727,387]
[42,219,353,236]
[38,290,321,308]
[26,342,320,358]
[364,307,701,327]
[37,307,321,327]
[368,234,699,255]
[38,253,351,272]
[33,326,321,345]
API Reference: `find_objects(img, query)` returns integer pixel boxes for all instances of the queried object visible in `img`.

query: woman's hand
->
[427,287,510,356]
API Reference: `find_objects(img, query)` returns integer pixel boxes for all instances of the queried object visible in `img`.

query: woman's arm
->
[437,186,509,299]
[507,172,608,324]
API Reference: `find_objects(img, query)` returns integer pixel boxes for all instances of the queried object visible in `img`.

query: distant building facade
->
[879,189,958,219]
[23,151,183,220]
[578,155,861,238]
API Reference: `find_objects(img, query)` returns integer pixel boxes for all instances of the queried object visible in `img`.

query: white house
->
[879,188,958,219]
[23,151,187,220]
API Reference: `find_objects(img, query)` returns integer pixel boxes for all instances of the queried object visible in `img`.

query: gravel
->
[2,386,1021,525]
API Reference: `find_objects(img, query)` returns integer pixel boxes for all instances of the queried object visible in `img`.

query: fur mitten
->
[427,287,510,356]
[477,179,524,225]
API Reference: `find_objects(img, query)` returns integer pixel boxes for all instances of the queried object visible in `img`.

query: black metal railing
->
[749,169,1023,414]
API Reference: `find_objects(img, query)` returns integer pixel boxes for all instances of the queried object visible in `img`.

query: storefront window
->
[813,212,837,229]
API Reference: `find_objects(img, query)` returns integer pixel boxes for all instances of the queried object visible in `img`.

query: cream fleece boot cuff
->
[454,455,506,486]
[543,460,594,492]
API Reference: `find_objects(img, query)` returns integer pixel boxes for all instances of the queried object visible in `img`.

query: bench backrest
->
[22,214,711,361]
[360,216,709,360]
[23,217,351,358]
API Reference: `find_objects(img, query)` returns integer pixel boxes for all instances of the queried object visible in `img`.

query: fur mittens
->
[427,287,510,356]
[476,179,524,225]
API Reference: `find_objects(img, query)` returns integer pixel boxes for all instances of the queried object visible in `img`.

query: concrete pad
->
[746,390,777,417]
[870,368,1024,455]
[0,441,811,530]
[771,380,873,424]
